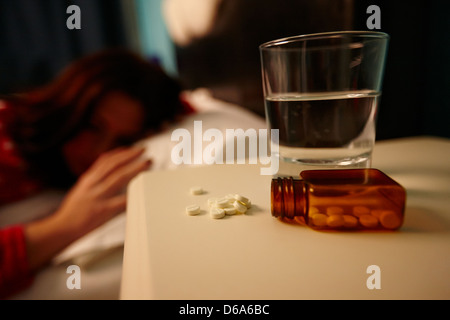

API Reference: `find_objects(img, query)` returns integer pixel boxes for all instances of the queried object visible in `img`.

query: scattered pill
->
[216,198,230,208]
[353,206,370,217]
[189,192,253,220]
[359,214,378,228]
[234,194,249,205]
[379,210,402,229]
[233,200,247,214]
[225,194,236,202]
[210,207,225,219]
[216,198,231,209]
[186,205,201,216]
[311,213,328,227]
[343,215,358,228]
[326,206,344,216]
[224,207,237,215]
[207,198,218,208]
[190,186,204,195]
[326,215,344,228]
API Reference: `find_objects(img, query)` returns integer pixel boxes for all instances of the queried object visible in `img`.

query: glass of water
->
[259,31,389,177]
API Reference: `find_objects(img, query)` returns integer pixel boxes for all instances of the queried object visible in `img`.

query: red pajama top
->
[0,101,41,299]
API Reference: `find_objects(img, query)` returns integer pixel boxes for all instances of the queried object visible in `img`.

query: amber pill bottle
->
[271,169,406,230]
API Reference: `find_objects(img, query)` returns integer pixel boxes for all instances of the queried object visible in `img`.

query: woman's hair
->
[4,49,186,188]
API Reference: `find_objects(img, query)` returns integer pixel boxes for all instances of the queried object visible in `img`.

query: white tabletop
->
[120,136,450,300]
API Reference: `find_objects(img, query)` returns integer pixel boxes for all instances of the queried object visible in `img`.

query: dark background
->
[353,0,450,139]
[1,0,449,140]
[0,0,127,93]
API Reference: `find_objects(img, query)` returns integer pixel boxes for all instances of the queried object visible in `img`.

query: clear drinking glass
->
[259,31,389,177]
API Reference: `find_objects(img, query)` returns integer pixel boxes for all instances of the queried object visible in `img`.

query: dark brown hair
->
[4,49,186,188]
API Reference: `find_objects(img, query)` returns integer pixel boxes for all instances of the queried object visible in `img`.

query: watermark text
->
[171,121,279,175]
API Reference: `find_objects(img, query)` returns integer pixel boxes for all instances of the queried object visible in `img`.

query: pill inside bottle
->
[271,169,406,231]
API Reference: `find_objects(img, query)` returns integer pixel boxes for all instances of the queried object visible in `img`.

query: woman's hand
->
[56,147,151,236]
[25,147,151,271]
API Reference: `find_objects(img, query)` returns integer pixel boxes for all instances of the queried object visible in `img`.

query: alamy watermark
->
[66,4,381,33]
[366,264,381,290]
[66,5,81,30]
[170,121,279,175]
[66,265,81,290]
[366,5,381,30]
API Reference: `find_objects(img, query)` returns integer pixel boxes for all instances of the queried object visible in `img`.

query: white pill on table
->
[207,198,218,208]
[233,200,247,214]
[190,186,204,195]
[224,207,237,215]
[216,198,231,208]
[234,194,249,205]
[186,205,201,216]
[225,194,236,203]
[210,207,225,219]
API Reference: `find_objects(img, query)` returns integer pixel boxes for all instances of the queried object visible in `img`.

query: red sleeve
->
[0,100,42,205]
[0,225,34,299]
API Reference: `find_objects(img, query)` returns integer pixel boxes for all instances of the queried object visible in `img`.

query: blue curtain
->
[133,0,177,76]
[0,0,127,94]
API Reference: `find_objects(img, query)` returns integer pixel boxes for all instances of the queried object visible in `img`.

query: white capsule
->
[186,205,201,216]
[233,200,247,214]
[190,186,204,195]
[210,207,225,219]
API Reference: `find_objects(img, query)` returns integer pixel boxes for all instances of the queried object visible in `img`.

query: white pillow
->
[137,88,268,170]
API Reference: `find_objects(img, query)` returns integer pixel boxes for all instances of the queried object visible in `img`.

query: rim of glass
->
[259,31,389,50]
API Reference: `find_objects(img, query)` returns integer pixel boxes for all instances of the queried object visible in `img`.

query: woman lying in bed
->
[0,49,194,298]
